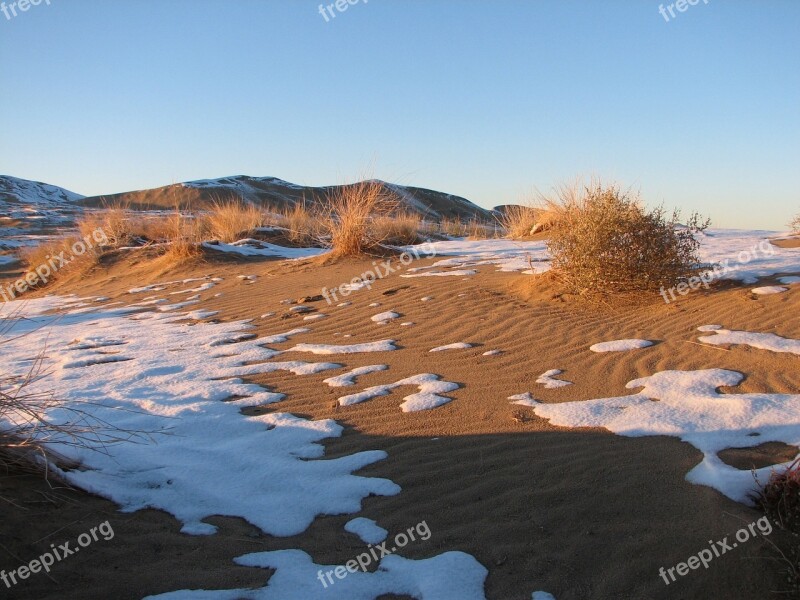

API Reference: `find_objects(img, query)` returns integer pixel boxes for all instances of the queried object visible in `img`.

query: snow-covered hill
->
[0,175,84,208]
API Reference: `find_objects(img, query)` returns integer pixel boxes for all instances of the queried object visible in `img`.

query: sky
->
[1,1,798,229]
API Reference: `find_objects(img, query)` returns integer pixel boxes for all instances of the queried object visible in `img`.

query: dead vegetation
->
[0,309,149,481]
[544,181,709,294]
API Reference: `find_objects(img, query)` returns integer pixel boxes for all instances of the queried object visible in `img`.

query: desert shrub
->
[756,459,800,534]
[369,212,422,245]
[499,205,539,239]
[280,202,327,246]
[791,212,800,233]
[159,210,205,264]
[77,208,136,247]
[19,234,101,287]
[203,199,263,243]
[440,218,467,237]
[546,182,709,294]
[326,181,399,256]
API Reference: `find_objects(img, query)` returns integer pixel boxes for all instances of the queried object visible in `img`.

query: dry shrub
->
[280,202,327,246]
[499,205,539,239]
[791,212,800,233]
[756,459,800,534]
[19,235,100,287]
[203,199,263,243]
[499,202,562,239]
[369,212,422,245]
[440,217,467,237]
[0,309,150,478]
[159,210,205,265]
[546,181,709,294]
[77,208,135,247]
[326,181,399,256]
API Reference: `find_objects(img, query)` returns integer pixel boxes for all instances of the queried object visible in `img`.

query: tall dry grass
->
[499,205,539,239]
[545,181,709,294]
[325,181,400,256]
[204,200,263,243]
[369,212,422,245]
[280,202,327,246]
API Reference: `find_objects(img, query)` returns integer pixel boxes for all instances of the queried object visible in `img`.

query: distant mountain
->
[0,175,84,209]
[79,175,493,222]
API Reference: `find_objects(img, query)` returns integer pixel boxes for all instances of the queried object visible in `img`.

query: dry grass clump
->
[756,459,800,534]
[440,217,468,237]
[499,202,562,239]
[203,199,263,243]
[325,181,400,257]
[78,208,136,247]
[546,181,709,294]
[279,202,327,246]
[369,212,422,245]
[499,205,539,239]
[157,211,205,265]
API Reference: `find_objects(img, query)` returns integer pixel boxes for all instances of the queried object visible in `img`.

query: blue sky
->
[1,0,798,229]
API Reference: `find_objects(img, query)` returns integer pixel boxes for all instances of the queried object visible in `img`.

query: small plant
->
[499,205,538,239]
[369,212,422,245]
[280,201,326,246]
[546,181,709,294]
[326,180,399,256]
[755,459,800,534]
[203,199,263,243]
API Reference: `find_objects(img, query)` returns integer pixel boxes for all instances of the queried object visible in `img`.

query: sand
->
[1,249,798,599]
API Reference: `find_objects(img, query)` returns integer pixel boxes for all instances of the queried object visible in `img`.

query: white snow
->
[532,593,556,600]
[779,276,800,285]
[344,518,388,544]
[202,239,327,259]
[751,286,788,295]
[303,314,328,322]
[589,339,653,353]
[401,269,477,278]
[508,392,538,407]
[0,298,399,537]
[429,343,473,352]
[0,254,18,266]
[697,326,800,355]
[530,368,800,503]
[146,549,487,600]
[338,374,460,412]
[482,350,502,356]
[536,369,572,389]
[324,365,389,388]
[372,311,400,323]
[289,341,398,355]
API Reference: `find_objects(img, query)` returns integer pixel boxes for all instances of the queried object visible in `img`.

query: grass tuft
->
[326,181,400,257]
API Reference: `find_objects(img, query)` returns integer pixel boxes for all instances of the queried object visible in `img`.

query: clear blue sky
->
[1,1,798,229]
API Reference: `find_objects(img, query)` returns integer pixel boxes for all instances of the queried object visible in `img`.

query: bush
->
[546,182,709,294]
[326,181,399,256]
[369,212,422,245]
[791,212,800,233]
[279,202,327,246]
[756,459,800,534]
[203,199,263,243]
